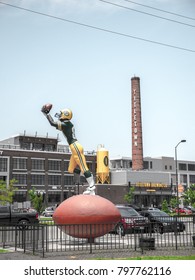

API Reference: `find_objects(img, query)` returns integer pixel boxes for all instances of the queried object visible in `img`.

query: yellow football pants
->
[68,141,89,174]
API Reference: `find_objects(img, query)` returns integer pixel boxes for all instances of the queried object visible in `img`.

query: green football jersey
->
[57,120,77,145]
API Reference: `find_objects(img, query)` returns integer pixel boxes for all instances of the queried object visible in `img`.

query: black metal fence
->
[0,216,195,258]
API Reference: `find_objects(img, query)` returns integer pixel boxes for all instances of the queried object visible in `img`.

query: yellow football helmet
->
[59,108,73,120]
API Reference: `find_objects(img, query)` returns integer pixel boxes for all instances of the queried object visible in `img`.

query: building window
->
[48,191,61,204]
[45,144,55,151]
[181,174,187,184]
[64,176,74,185]
[21,142,31,150]
[169,166,172,170]
[188,164,195,171]
[150,161,153,169]
[64,161,69,171]
[87,162,93,171]
[165,165,167,170]
[110,161,116,168]
[32,159,45,170]
[0,158,8,172]
[189,175,195,184]
[143,161,149,169]
[48,160,61,171]
[179,163,187,171]
[31,174,45,185]
[12,174,27,185]
[13,158,27,170]
[48,175,61,186]
[33,143,43,151]
[13,191,27,202]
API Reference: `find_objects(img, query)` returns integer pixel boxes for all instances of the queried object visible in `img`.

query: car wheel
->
[18,219,30,230]
[116,223,125,236]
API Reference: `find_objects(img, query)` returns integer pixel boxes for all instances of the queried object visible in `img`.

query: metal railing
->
[0,216,195,258]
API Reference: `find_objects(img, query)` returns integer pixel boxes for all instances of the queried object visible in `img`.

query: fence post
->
[174,217,178,250]
[2,226,6,248]
[33,225,35,255]
[42,225,45,258]
[23,226,26,254]
[134,231,137,251]
[89,224,93,254]
[192,236,195,247]
[15,225,18,251]
[45,224,48,252]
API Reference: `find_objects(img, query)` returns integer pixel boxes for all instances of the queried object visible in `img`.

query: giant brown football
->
[53,195,121,238]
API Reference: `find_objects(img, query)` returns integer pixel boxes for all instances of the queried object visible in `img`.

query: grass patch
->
[128,255,195,260]
[39,217,53,221]
[96,255,195,260]
[0,249,9,253]
[39,217,54,225]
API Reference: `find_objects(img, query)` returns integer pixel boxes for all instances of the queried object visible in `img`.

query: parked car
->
[42,206,55,217]
[139,209,185,234]
[0,205,39,226]
[147,207,161,211]
[125,204,142,212]
[27,207,37,213]
[111,205,149,236]
[174,207,192,215]
[186,206,195,213]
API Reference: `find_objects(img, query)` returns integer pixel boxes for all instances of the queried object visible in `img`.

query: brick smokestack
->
[131,76,144,170]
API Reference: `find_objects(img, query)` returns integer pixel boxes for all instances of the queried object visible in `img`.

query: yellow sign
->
[135,182,167,188]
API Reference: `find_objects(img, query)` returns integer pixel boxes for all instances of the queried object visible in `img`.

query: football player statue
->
[41,104,96,195]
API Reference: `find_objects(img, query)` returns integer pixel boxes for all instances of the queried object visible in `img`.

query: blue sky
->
[0,0,195,160]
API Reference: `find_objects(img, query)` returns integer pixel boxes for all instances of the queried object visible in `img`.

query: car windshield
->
[150,211,169,217]
[118,207,140,217]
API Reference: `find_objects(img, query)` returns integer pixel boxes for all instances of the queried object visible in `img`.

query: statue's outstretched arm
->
[41,104,58,129]
[46,114,58,128]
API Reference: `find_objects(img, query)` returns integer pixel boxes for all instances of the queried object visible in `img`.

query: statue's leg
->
[83,170,96,195]
[70,142,96,195]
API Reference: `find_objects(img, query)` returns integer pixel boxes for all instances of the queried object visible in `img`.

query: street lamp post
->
[175,140,186,215]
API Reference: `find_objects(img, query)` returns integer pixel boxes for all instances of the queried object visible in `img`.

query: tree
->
[124,186,135,204]
[28,187,44,214]
[169,197,180,209]
[161,199,170,213]
[183,184,195,207]
[0,179,18,205]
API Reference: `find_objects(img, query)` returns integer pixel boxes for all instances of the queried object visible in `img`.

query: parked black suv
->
[139,209,185,234]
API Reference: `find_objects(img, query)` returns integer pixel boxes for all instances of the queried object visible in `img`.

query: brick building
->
[0,134,96,207]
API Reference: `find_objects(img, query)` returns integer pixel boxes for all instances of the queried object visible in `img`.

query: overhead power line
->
[123,0,195,21]
[99,0,195,28]
[0,1,195,53]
